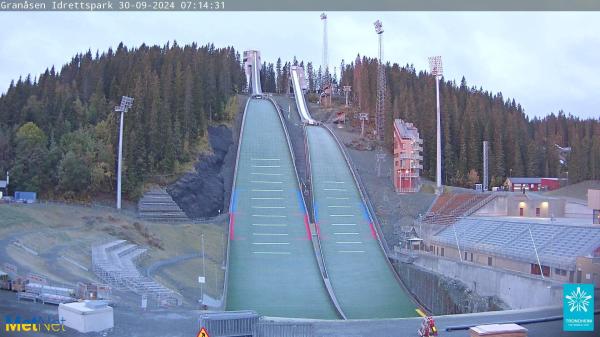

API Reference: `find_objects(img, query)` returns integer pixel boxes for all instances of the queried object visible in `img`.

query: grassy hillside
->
[0,203,225,305]
[544,180,600,201]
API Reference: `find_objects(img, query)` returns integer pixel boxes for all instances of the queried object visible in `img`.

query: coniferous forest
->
[338,56,600,187]
[261,55,599,187]
[0,42,245,199]
[1,43,598,200]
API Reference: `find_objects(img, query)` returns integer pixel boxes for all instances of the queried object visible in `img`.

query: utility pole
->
[114,96,133,210]
[428,56,443,194]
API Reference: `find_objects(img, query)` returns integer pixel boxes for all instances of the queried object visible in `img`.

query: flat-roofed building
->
[505,177,562,192]
[428,218,600,286]
[507,194,565,218]
[393,119,423,193]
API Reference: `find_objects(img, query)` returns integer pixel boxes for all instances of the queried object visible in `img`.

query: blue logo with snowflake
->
[564,283,594,331]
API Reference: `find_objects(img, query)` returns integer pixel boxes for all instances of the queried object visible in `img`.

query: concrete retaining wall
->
[412,253,563,309]
[394,261,506,315]
[474,195,507,216]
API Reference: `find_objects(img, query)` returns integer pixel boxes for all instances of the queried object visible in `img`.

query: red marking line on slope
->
[369,222,377,239]
[304,215,312,240]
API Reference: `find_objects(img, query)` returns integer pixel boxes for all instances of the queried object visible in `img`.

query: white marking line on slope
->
[338,250,365,253]
[252,233,289,236]
[331,223,357,226]
[251,181,283,184]
[330,214,355,217]
[251,173,283,176]
[324,181,345,184]
[252,242,290,245]
[252,189,283,192]
[252,215,287,218]
[252,224,287,227]
[324,188,347,191]
[334,232,359,235]
[327,197,349,200]
[252,206,286,209]
[328,205,351,208]
[252,165,281,168]
[251,197,283,200]
[336,241,363,244]
[252,252,291,255]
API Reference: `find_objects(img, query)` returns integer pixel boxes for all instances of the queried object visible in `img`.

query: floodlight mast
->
[321,13,328,75]
[115,96,134,210]
[429,56,443,194]
[374,20,385,144]
[321,13,332,106]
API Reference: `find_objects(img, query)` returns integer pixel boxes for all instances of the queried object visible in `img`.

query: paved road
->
[226,98,338,319]
[307,126,416,319]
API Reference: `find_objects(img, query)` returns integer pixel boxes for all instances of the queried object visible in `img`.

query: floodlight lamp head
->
[428,56,443,77]
[374,20,384,34]
[115,96,134,112]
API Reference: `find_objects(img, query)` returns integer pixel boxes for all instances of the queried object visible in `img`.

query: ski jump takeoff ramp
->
[226,51,338,318]
[290,66,417,318]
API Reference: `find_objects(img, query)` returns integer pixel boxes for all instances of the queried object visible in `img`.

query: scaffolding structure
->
[92,240,182,307]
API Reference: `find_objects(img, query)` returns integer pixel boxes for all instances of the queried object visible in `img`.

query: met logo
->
[563,283,594,331]
[3,315,66,333]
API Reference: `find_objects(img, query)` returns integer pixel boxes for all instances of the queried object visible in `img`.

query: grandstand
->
[428,218,600,285]
[137,188,189,222]
[92,240,183,307]
[421,193,495,225]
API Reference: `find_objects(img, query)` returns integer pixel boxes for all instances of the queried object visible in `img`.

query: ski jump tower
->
[243,50,262,94]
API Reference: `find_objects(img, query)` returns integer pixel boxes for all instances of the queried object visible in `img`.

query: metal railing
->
[222,96,252,310]
[304,126,347,320]
[270,95,346,320]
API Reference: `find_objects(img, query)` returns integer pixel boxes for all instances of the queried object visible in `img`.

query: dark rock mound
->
[167,125,234,219]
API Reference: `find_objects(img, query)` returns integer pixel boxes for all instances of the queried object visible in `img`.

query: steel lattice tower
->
[374,20,385,143]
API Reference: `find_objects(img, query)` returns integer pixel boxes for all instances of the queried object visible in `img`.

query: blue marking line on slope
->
[361,203,371,222]
[297,189,306,213]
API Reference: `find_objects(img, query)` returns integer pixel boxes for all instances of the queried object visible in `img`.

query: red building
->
[504,177,562,192]
[393,119,423,193]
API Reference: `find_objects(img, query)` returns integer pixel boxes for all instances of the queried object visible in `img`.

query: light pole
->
[198,233,206,306]
[428,56,443,194]
[359,113,368,138]
[343,85,351,106]
[115,96,133,210]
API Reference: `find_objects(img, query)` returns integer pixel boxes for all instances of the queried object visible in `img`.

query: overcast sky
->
[0,11,599,119]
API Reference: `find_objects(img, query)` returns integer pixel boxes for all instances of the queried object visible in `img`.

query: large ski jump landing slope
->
[226,98,338,319]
